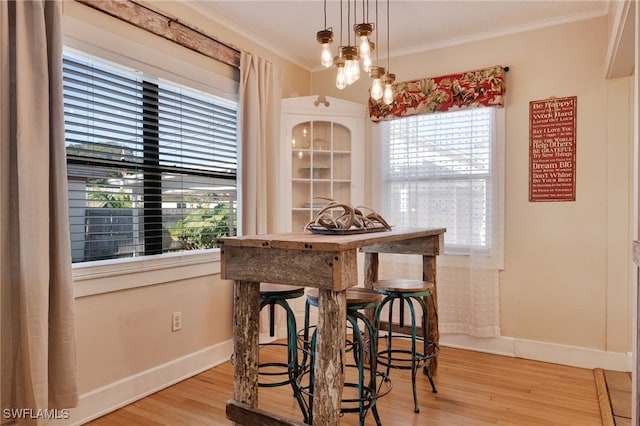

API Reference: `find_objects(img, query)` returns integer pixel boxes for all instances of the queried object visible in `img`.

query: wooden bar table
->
[218,227,445,425]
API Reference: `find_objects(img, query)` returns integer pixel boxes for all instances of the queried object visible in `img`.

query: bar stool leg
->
[299,299,314,423]
[353,310,383,426]
[347,315,366,426]
[415,296,438,393]
[268,301,276,337]
[407,299,420,413]
[384,300,394,379]
[307,331,317,424]
[300,300,311,371]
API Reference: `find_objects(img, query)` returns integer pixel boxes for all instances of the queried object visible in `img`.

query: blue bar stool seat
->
[373,279,439,413]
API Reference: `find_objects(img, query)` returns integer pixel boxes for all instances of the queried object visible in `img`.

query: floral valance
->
[369,65,506,122]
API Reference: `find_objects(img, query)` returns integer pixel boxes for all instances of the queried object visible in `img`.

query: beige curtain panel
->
[1,1,79,424]
[239,51,282,236]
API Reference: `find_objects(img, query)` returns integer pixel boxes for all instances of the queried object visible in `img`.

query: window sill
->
[73,249,221,298]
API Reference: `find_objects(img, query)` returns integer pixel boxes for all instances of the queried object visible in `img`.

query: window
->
[378,107,503,254]
[63,52,238,263]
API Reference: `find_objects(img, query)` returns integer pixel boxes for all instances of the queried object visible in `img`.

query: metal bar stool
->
[299,287,392,426]
[373,279,439,413]
[259,283,308,422]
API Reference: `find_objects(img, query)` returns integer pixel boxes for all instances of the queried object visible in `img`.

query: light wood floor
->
[85,345,602,425]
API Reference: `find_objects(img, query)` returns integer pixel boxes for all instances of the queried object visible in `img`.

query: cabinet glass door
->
[290,120,351,231]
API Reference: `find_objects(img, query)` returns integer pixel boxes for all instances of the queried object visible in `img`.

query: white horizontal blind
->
[381,108,495,252]
[63,53,238,263]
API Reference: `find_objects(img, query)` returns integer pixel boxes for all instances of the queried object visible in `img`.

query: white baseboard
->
[50,340,234,426]
[441,333,632,371]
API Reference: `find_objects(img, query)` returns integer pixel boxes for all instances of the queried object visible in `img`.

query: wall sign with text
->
[529,96,577,202]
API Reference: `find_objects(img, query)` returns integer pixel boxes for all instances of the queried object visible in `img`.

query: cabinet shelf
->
[292,149,334,153]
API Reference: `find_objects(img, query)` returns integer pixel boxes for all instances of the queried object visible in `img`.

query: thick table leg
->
[364,252,379,289]
[233,280,260,412]
[313,289,346,425]
[423,256,439,373]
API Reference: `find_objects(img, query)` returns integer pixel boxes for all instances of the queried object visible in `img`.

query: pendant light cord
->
[375,0,379,64]
[386,0,390,71]
[323,0,327,29]
[340,0,343,46]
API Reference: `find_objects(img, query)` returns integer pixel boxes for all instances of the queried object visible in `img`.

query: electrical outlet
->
[172,311,182,332]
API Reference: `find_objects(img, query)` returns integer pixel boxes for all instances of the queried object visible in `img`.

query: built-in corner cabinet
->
[280,96,366,232]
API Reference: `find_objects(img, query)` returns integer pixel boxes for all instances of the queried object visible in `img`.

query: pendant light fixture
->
[354,0,373,73]
[369,66,384,101]
[333,0,346,89]
[343,46,360,85]
[382,0,395,105]
[361,41,374,73]
[316,0,395,97]
[368,0,384,101]
[355,24,372,57]
[342,0,360,86]
[335,55,347,89]
[317,0,334,68]
[383,72,395,105]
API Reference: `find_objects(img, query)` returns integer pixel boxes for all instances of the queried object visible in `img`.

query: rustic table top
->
[218,227,446,251]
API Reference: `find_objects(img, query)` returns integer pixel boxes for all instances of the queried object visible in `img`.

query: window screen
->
[380,108,495,251]
[63,54,238,263]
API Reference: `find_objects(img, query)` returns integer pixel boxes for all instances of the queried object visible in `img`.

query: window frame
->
[64,53,238,263]
[63,9,239,296]
[372,107,505,265]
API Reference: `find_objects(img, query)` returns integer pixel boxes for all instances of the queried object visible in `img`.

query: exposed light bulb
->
[336,66,347,89]
[291,138,296,146]
[383,82,394,105]
[345,59,361,85]
[340,46,359,85]
[369,66,385,101]
[383,72,396,105]
[334,54,346,90]
[359,36,370,56]
[298,151,303,159]
[316,29,334,67]
[320,43,333,68]
[363,40,375,73]
[354,24,373,67]
[362,55,372,73]
[347,61,357,84]
[370,78,383,100]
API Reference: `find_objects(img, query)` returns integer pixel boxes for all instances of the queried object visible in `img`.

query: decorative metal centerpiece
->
[305,198,392,234]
